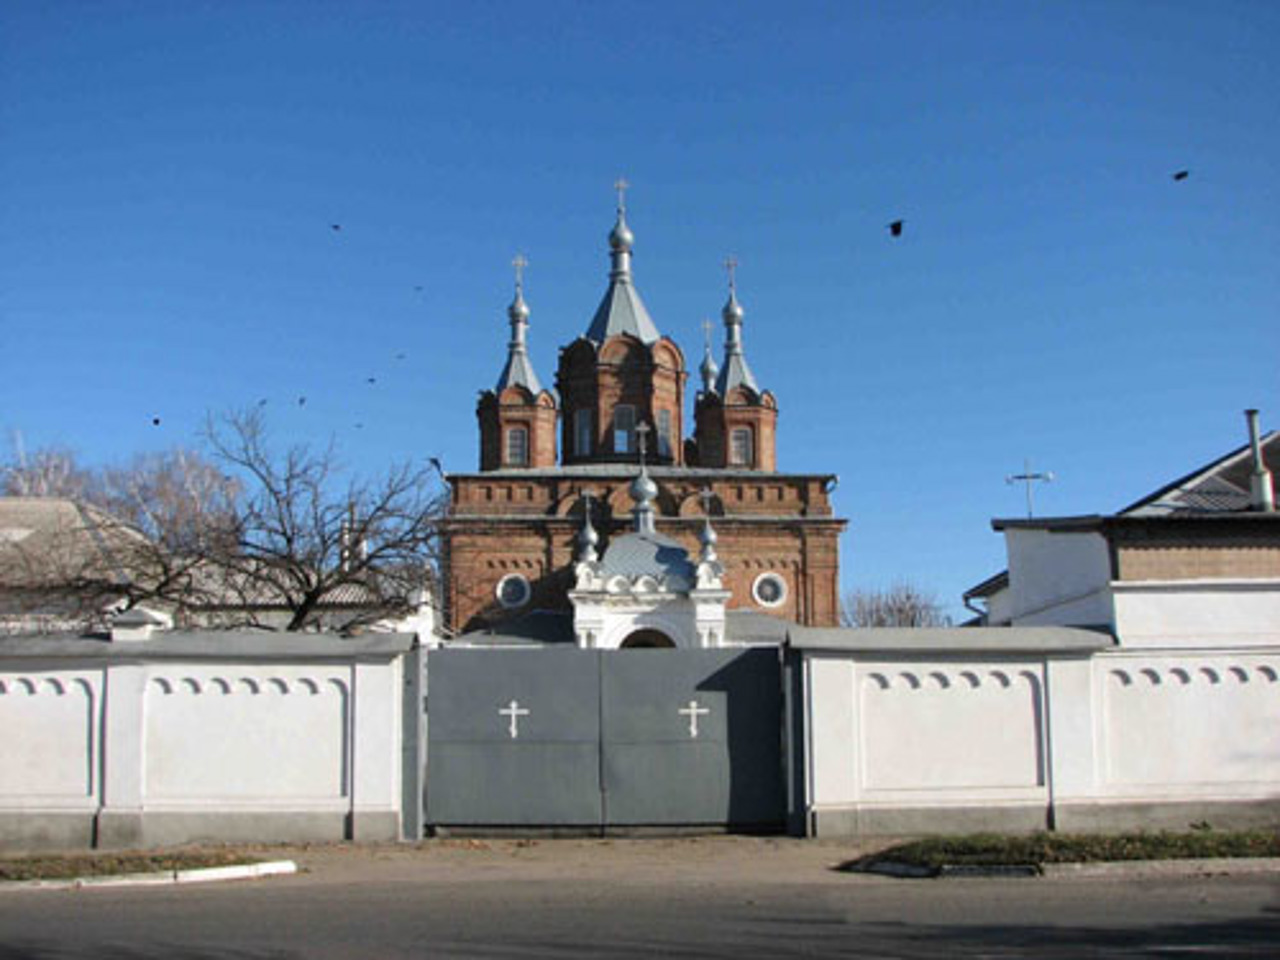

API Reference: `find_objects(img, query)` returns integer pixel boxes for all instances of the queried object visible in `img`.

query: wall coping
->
[0,631,416,662]
[787,625,1114,654]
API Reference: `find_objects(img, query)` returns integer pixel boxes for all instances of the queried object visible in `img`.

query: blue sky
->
[3,1,1277,617]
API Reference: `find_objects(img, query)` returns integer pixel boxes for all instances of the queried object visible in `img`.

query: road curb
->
[854,856,1280,881]
[0,859,297,892]
[1041,857,1280,879]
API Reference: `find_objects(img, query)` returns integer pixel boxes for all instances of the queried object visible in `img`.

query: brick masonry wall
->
[445,472,845,633]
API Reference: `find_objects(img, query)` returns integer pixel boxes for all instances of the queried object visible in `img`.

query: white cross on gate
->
[678,699,711,739]
[499,699,530,739]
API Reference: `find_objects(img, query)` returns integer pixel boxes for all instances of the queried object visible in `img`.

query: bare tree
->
[841,581,951,628]
[2,411,444,633]
[1,446,243,632]
[201,407,444,631]
[2,442,93,499]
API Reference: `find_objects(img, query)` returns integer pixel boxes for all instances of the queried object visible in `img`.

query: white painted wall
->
[143,667,352,803]
[0,670,101,811]
[1097,650,1280,796]
[1112,580,1280,648]
[0,645,407,849]
[1004,529,1113,625]
[803,643,1280,833]
[806,654,1048,818]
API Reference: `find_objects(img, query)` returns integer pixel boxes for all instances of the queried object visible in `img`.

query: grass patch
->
[848,829,1280,872]
[0,849,265,882]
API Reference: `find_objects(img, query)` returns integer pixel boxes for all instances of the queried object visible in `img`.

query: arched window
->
[613,405,636,454]
[729,427,754,467]
[574,409,593,457]
[506,426,529,466]
[657,409,672,458]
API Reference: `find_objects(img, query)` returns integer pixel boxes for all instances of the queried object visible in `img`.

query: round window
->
[495,573,532,609]
[752,572,787,608]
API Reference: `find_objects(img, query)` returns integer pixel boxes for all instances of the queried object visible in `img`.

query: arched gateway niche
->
[620,629,676,649]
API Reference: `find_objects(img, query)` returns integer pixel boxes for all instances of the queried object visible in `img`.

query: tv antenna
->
[1006,459,1055,518]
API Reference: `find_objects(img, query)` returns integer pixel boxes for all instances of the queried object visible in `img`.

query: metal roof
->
[583,207,662,344]
[598,530,695,581]
[493,285,545,394]
[494,349,543,394]
[584,275,661,344]
[1119,432,1278,517]
[714,290,761,396]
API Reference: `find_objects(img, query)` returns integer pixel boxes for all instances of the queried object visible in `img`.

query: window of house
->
[613,405,635,454]
[657,409,672,458]
[575,409,593,457]
[506,426,529,466]
[729,427,754,467]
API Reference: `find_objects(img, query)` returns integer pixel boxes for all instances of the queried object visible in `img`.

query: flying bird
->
[1172,170,1190,181]
[429,456,443,473]
[257,398,268,407]
[395,352,407,360]
[298,396,307,406]
[413,286,423,292]
[330,224,342,232]
[888,220,904,237]
[151,417,161,426]
[366,377,377,385]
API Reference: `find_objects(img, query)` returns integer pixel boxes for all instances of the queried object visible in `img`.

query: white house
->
[795,411,1280,836]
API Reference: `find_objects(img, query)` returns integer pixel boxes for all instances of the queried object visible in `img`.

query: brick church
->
[442,189,846,646]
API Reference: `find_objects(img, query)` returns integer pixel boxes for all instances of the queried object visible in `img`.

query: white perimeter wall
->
[805,645,1280,833]
[0,655,404,848]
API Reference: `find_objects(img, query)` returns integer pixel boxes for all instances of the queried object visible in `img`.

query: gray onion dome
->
[629,470,658,505]
[508,288,530,322]
[722,289,744,322]
[609,211,635,251]
[579,514,599,548]
[700,346,719,392]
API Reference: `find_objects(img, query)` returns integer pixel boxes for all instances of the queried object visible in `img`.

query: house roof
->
[966,429,1280,601]
[0,497,143,588]
[1118,431,1278,517]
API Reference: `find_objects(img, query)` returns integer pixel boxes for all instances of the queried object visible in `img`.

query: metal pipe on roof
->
[1244,409,1275,512]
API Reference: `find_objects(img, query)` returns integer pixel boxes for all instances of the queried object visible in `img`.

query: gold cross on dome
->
[723,255,738,293]
[699,486,716,516]
[512,253,528,289]
[635,420,650,463]
[614,177,630,212]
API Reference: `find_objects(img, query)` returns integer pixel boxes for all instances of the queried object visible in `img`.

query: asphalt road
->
[2,837,1279,958]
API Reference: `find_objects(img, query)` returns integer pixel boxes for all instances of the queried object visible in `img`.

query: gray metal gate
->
[425,648,784,831]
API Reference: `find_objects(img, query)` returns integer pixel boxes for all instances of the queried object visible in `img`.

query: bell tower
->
[476,254,558,470]
[692,258,778,471]
[556,181,688,466]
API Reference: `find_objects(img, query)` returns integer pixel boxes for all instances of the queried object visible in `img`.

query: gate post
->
[400,642,425,841]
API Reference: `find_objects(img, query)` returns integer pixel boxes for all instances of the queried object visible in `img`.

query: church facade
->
[442,193,846,643]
